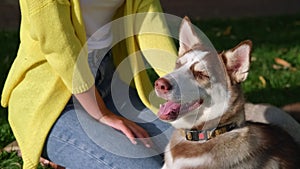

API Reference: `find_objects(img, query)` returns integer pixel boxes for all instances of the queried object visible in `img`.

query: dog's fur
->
[155,17,300,169]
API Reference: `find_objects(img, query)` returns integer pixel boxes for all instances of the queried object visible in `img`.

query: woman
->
[1,0,177,168]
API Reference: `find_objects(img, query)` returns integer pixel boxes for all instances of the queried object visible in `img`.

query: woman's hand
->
[99,111,152,148]
[74,85,153,148]
[40,157,65,169]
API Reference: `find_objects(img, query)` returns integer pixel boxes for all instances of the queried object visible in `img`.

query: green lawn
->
[0,31,24,169]
[1,14,300,168]
[194,15,300,106]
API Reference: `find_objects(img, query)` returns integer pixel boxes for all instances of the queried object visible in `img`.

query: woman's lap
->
[43,50,173,168]
[44,104,169,169]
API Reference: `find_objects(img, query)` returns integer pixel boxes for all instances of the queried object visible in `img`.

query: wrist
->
[96,109,111,123]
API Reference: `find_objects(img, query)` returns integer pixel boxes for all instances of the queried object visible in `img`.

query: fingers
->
[117,120,138,145]
[39,158,49,166]
[127,123,153,148]
[100,115,138,145]
[40,157,61,169]
[119,120,154,148]
[99,114,153,148]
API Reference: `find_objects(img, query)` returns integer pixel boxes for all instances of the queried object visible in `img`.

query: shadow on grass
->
[245,86,300,107]
[192,14,300,60]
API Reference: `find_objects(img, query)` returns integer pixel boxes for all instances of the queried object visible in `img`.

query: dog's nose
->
[155,78,172,94]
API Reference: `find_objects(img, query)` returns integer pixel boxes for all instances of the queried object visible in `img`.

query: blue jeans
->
[42,50,173,169]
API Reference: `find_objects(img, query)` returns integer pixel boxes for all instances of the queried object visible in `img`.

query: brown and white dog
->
[155,17,300,169]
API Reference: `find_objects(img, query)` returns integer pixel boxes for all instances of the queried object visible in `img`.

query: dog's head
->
[155,17,252,129]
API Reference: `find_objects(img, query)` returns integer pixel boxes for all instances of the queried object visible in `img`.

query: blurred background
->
[1,0,300,30]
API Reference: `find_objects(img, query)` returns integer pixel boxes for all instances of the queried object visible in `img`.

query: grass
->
[193,15,300,106]
[1,14,300,168]
[0,151,22,169]
[0,31,18,148]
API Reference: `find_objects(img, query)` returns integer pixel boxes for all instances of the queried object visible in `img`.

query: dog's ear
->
[222,40,252,83]
[178,17,202,56]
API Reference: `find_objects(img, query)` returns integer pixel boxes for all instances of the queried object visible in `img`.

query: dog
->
[154,17,300,169]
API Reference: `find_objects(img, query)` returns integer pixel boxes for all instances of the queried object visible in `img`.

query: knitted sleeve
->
[26,0,94,94]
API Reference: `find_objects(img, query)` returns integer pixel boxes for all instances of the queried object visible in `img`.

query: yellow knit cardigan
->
[1,0,176,168]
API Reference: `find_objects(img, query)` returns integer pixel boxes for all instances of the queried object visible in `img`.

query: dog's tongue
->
[158,101,181,121]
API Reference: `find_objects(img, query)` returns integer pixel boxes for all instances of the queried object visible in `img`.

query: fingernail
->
[44,160,50,165]
[132,140,137,144]
[146,144,151,148]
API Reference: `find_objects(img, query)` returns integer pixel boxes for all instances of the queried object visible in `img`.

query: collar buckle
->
[185,123,237,142]
[185,129,208,141]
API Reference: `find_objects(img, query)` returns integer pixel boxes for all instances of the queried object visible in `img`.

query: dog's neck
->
[183,104,246,142]
[184,122,239,141]
[194,103,246,128]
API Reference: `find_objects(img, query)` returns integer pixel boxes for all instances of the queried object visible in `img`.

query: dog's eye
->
[190,63,209,80]
[193,70,209,80]
[175,61,182,69]
[175,58,186,68]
